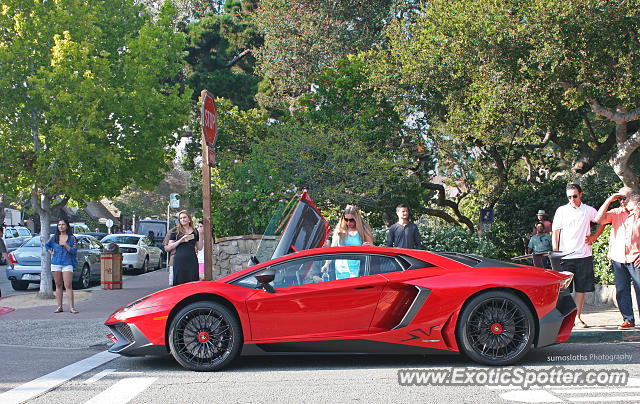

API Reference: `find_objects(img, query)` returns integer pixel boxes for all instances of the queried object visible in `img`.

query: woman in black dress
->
[165,210,203,285]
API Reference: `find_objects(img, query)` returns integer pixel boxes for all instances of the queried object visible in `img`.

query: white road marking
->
[566,397,640,402]
[500,389,564,403]
[553,388,640,393]
[84,377,157,404]
[0,351,118,404]
[83,370,145,384]
[84,369,116,384]
[496,377,640,402]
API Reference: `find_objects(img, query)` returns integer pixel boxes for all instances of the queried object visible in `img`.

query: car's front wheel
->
[168,301,242,371]
[456,290,535,366]
[11,280,29,291]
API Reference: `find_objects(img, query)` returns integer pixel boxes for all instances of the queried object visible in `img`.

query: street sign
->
[201,91,217,146]
[169,193,180,209]
[207,144,216,167]
[105,219,114,229]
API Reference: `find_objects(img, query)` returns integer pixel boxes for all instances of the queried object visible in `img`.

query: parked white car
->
[100,234,163,273]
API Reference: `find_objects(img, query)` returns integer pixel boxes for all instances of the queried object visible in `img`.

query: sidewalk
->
[0,269,171,349]
[569,303,640,343]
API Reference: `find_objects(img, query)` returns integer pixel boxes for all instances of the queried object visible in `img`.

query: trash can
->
[101,243,122,290]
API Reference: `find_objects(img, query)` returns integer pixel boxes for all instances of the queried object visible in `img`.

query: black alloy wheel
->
[456,291,534,365]
[80,264,90,289]
[140,256,148,274]
[168,301,242,371]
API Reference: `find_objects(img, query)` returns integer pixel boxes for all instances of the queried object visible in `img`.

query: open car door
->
[253,191,330,262]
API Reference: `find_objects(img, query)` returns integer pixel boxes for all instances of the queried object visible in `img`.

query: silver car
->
[100,234,163,273]
[1,226,32,264]
[5,235,103,290]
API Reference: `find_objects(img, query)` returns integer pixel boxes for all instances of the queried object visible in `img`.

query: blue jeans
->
[612,261,640,325]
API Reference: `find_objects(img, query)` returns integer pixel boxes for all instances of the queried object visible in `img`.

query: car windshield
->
[136,222,166,238]
[102,235,140,245]
[23,236,41,247]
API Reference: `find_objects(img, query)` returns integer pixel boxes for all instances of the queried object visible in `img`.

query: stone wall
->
[211,235,278,279]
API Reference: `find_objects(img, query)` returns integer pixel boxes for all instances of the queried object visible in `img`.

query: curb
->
[568,329,640,343]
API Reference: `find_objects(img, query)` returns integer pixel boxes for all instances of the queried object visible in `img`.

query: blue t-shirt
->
[336,233,362,279]
[45,235,78,267]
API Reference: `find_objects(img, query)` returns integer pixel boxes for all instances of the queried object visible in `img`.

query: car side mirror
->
[255,269,275,293]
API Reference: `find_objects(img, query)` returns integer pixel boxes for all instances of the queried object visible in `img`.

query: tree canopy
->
[0,0,191,295]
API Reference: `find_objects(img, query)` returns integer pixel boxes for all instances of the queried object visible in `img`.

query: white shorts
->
[51,264,74,272]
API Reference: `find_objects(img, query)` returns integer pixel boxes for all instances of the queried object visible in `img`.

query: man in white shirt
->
[552,183,600,328]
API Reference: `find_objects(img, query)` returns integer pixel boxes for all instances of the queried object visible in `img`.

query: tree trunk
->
[33,193,54,298]
[609,125,640,192]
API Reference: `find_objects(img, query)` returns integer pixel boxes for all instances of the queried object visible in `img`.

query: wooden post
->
[201,90,217,281]
[201,133,213,281]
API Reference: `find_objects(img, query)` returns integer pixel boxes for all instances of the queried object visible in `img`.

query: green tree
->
[0,1,191,296]
[255,0,394,112]
[368,0,640,229]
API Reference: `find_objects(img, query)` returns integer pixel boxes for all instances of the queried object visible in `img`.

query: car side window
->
[18,228,31,237]
[369,255,403,275]
[269,254,368,288]
[4,229,13,238]
[77,238,88,249]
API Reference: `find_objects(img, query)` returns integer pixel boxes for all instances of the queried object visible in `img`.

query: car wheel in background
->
[456,290,534,366]
[168,301,242,371]
[74,264,91,289]
[140,256,149,274]
[11,280,29,291]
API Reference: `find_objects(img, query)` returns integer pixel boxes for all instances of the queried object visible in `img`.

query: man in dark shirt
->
[386,204,422,249]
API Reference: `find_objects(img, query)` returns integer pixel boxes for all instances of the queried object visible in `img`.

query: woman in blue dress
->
[330,205,374,279]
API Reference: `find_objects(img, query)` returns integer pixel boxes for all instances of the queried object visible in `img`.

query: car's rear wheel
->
[456,290,534,366]
[168,301,242,371]
[74,264,90,289]
[11,280,29,291]
[140,256,148,274]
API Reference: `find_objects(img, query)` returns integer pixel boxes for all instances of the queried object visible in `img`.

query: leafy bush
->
[373,223,498,258]
[591,225,614,285]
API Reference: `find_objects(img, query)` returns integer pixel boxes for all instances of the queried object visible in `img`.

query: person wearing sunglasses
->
[594,187,640,330]
[387,204,422,249]
[331,205,374,248]
[552,183,600,328]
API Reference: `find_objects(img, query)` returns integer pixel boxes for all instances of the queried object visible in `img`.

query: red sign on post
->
[207,144,216,167]
[201,91,217,146]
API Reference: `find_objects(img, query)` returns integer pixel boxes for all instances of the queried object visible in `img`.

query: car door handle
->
[354,286,374,290]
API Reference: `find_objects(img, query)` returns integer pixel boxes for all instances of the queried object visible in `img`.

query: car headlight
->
[119,296,151,313]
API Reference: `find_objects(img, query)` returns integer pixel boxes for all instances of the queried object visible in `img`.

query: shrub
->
[374,223,498,258]
[591,225,614,285]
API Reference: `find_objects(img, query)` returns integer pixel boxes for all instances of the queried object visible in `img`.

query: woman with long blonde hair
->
[331,205,374,247]
[165,210,203,285]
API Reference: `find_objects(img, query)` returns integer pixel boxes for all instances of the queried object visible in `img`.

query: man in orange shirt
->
[595,187,640,330]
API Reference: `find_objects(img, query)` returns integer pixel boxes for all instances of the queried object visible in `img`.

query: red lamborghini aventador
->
[105,192,577,371]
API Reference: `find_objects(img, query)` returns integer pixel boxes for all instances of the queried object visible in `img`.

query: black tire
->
[168,301,242,371]
[456,290,535,366]
[74,264,90,289]
[155,255,161,270]
[11,280,29,291]
[140,256,148,274]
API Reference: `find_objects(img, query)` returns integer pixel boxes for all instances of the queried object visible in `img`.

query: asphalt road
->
[0,264,41,297]
[2,342,640,403]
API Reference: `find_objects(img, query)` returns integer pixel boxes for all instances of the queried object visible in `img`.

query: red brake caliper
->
[198,331,210,343]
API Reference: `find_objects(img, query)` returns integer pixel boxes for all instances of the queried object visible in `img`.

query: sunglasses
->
[567,194,579,200]
[343,217,356,223]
